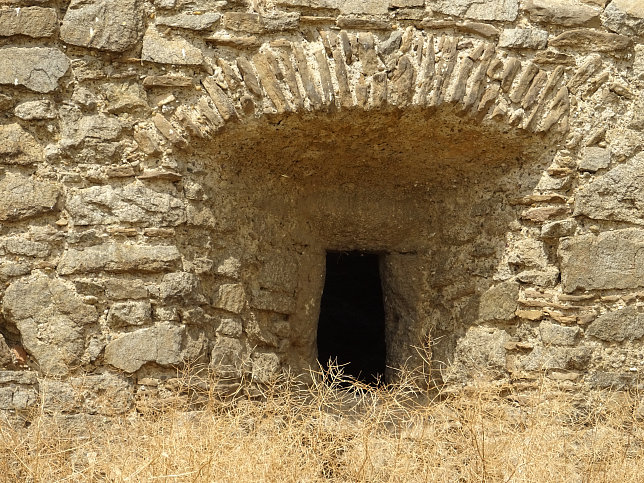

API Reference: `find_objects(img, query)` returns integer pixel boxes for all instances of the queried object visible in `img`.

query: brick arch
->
[148,28,609,149]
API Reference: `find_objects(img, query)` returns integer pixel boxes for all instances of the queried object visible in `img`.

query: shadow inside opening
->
[317,251,387,386]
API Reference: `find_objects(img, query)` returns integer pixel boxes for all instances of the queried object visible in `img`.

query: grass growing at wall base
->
[2,365,644,482]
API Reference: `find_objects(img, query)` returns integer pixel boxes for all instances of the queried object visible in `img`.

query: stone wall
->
[0,0,643,414]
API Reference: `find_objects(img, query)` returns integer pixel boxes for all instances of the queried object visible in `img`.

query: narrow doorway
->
[317,251,387,385]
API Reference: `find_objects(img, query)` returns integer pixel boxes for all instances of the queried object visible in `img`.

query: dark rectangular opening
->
[317,251,386,385]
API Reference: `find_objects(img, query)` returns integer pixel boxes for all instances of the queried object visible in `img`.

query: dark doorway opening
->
[317,251,387,385]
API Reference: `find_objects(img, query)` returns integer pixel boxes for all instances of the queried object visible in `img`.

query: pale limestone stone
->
[251,352,280,383]
[3,273,98,376]
[210,337,244,375]
[156,12,220,30]
[14,100,56,121]
[428,0,518,21]
[549,29,631,52]
[478,280,520,322]
[574,153,644,225]
[0,173,60,221]
[602,0,644,37]
[60,0,143,52]
[0,123,44,165]
[586,306,644,342]
[0,47,69,93]
[276,0,338,7]
[104,323,205,372]
[214,284,247,314]
[0,6,57,37]
[58,243,181,275]
[66,182,186,227]
[40,374,133,414]
[107,300,152,326]
[141,27,203,65]
[498,28,548,49]
[340,0,388,14]
[577,146,610,172]
[559,229,644,292]
[159,272,204,302]
[519,346,591,371]
[524,0,600,26]
[452,327,510,375]
[539,321,579,346]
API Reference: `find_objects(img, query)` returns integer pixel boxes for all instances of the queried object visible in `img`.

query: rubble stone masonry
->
[0,0,643,414]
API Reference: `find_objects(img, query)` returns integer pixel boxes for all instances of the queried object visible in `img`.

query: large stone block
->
[0,47,69,93]
[574,153,644,224]
[0,123,44,165]
[58,243,181,275]
[67,182,186,226]
[586,306,644,342]
[498,28,548,49]
[559,229,644,292]
[478,280,520,322]
[104,323,205,372]
[3,273,98,375]
[602,0,644,37]
[141,27,203,65]
[60,0,143,52]
[524,0,600,26]
[0,173,61,221]
[428,0,518,21]
[0,6,58,38]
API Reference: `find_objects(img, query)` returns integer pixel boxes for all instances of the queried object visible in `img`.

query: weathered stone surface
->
[159,272,202,300]
[478,280,520,322]
[156,12,221,30]
[58,243,181,275]
[60,0,143,52]
[107,300,152,326]
[210,336,244,375]
[104,323,205,372]
[559,229,644,292]
[214,284,247,314]
[142,27,203,65]
[541,219,576,239]
[340,0,388,14]
[251,352,281,383]
[0,384,38,410]
[0,123,44,165]
[577,146,610,172]
[3,273,98,375]
[452,327,510,375]
[540,321,579,346]
[0,6,57,37]
[0,173,60,221]
[67,182,186,226]
[586,307,644,342]
[276,0,338,8]
[428,0,518,21]
[549,29,631,52]
[14,100,56,121]
[40,373,133,414]
[602,0,644,37]
[524,0,600,26]
[498,28,548,49]
[0,334,12,367]
[574,153,644,224]
[0,47,69,93]
[519,345,591,371]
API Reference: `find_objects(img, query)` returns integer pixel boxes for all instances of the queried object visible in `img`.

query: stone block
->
[14,100,56,121]
[602,0,644,37]
[0,173,61,221]
[540,321,579,346]
[141,27,203,65]
[524,0,600,26]
[340,0,389,14]
[0,47,69,93]
[3,273,98,375]
[41,373,133,414]
[107,300,152,326]
[276,0,339,8]
[0,6,57,38]
[251,352,281,383]
[60,0,143,52]
[58,243,181,275]
[540,219,576,239]
[574,153,644,224]
[478,280,520,322]
[104,323,205,372]
[66,182,186,227]
[519,345,591,371]
[498,28,548,49]
[559,229,644,292]
[586,306,644,342]
[577,146,610,172]
[452,326,510,374]
[549,29,631,52]
[159,272,203,301]
[214,284,247,314]
[0,123,44,165]
[428,0,518,21]
[156,12,220,30]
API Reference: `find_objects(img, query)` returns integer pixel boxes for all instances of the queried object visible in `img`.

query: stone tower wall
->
[0,0,643,413]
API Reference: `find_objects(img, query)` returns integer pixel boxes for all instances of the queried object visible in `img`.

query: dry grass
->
[1,366,644,482]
